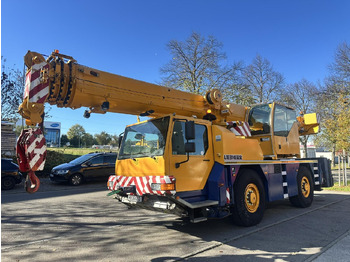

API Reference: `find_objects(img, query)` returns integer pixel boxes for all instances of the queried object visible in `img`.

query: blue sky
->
[2,0,350,136]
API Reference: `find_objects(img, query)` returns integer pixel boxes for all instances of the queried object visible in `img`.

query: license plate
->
[128,195,142,203]
[50,174,54,177]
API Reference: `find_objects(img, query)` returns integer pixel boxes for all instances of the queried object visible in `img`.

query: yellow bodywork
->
[115,157,166,177]
[273,122,301,158]
[298,113,320,135]
[18,51,321,193]
[212,125,264,165]
[114,115,264,192]
[19,51,247,126]
[115,115,215,192]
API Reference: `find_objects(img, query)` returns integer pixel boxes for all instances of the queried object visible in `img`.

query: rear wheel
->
[232,169,266,227]
[2,176,16,190]
[69,173,83,186]
[289,166,314,208]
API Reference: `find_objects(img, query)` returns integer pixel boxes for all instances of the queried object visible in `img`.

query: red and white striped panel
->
[226,187,230,204]
[108,175,176,196]
[24,129,47,171]
[227,121,251,137]
[24,61,50,104]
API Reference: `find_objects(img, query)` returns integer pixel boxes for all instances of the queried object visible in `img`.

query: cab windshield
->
[118,117,170,160]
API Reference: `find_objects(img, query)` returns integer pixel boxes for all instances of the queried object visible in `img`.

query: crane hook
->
[25,171,40,194]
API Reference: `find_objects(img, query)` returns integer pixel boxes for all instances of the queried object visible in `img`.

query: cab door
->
[248,103,275,159]
[169,119,214,192]
[272,104,300,157]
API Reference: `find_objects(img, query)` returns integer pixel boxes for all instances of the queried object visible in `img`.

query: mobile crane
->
[17,50,333,226]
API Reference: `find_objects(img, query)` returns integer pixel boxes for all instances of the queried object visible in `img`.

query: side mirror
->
[185,142,195,153]
[185,121,195,140]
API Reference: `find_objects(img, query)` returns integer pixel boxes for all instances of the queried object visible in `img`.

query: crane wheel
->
[232,169,266,227]
[289,166,314,208]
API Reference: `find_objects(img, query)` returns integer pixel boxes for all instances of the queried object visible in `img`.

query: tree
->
[316,42,350,165]
[81,133,96,148]
[94,131,112,145]
[281,79,318,157]
[110,134,119,147]
[243,54,285,103]
[219,62,254,106]
[160,32,242,96]
[1,58,24,121]
[60,134,69,146]
[1,57,52,123]
[67,124,86,147]
[329,42,350,89]
[316,85,340,165]
[335,93,350,152]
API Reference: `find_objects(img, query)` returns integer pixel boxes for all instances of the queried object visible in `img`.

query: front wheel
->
[289,166,314,208]
[232,169,266,227]
[69,173,83,186]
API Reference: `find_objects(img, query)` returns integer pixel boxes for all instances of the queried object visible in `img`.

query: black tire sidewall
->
[2,176,16,190]
[291,166,314,208]
[233,169,266,227]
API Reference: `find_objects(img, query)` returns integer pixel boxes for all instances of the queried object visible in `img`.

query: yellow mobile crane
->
[18,50,332,226]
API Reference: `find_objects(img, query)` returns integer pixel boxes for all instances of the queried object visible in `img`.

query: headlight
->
[151,183,161,191]
[56,170,69,175]
[151,183,175,191]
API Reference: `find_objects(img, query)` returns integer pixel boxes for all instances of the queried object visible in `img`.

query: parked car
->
[49,152,117,186]
[1,158,23,190]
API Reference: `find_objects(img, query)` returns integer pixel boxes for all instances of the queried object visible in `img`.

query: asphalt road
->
[2,179,350,262]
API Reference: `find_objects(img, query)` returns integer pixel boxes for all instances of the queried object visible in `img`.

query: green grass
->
[48,147,118,156]
[331,164,350,170]
[325,182,350,192]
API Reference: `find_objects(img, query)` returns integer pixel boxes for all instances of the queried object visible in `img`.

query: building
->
[300,143,316,158]
[1,121,16,156]
[43,121,61,147]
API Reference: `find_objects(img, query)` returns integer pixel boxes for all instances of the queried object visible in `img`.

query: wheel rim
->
[72,175,81,185]
[301,176,310,198]
[244,183,260,213]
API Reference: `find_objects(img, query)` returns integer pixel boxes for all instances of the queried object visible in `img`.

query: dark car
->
[1,158,23,190]
[49,152,117,186]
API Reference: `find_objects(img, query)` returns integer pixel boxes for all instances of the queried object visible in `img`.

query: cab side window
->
[248,104,271,135]
[273,105,296,137]
[172,121,208,155]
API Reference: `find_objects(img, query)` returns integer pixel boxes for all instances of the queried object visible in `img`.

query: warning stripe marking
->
[108,175,176,196]
[227,121,252,137]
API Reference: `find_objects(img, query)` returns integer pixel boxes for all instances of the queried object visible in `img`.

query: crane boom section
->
[19,51,247,125]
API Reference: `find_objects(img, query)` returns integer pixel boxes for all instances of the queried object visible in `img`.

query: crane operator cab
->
[247,102,300,159]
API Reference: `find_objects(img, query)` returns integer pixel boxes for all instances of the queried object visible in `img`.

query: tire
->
[232,169,266,227]
[289,166,314,208]
[69,173,83,186]
[2,176,16,190]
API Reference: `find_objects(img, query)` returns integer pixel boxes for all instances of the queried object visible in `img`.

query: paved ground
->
[2,178,350,262]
